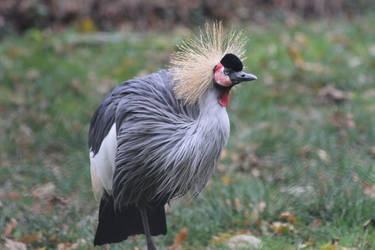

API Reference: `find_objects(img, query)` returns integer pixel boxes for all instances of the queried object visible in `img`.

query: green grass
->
[1,13,375,249]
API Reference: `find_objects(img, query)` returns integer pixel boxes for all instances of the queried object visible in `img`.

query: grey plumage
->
[89,70,230,210]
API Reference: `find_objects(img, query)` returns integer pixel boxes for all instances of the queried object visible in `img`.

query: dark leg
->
[139,207,157,250]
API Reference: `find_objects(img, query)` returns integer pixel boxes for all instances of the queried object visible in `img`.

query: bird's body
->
[89,23,257,249]
[89,70,229,206]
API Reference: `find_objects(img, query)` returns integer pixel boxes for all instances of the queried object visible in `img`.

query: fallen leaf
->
[330,111,342,128]
[170,227,187,249]
[211,230,250,245]
[278,212,299,225]
[8,192,21,200]
[310,218,323,230]
[19,231,43,244]
[298,240,315,249]
[317,149,330,163]
[364,184,375,198]
[211,233,233,245]
[3,218,17,237]
[318,84,350,102]
[32,182,56,199]
[344,113,355,129]
[4,238,26,250]
[270,221,294,235]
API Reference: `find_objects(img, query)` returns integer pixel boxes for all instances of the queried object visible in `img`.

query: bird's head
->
[171,22,257,106]
[214,53,257,106]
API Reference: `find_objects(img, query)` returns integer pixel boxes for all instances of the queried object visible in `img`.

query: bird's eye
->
[223,69,230,75]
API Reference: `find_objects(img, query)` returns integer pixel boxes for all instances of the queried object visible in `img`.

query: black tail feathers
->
[94,194,167,246]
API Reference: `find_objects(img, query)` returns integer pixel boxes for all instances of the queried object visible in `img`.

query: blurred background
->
[1,0,375,249]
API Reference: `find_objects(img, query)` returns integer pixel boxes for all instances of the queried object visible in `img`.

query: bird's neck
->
[196,88,230,146]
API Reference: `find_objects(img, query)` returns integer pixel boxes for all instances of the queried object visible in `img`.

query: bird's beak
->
[229,71,257,85]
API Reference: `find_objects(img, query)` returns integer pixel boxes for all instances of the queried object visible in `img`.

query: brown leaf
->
[4,238,26,250]
[3,218,17,237]
[32,182,56,199]
[344,113,355,129]
[19,231,43,244]
[330,111,342,128]
[8,192,21,200]
[278,212,299,225]
[318,84,350,102]
[310,218,323,230]
[364,184,375,198]
[170,227,187,249]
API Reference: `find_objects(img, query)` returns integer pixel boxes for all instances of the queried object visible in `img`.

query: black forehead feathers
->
[220,53,243,71]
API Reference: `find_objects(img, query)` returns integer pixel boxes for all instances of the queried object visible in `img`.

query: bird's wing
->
[112,71,200,209]
[88,86,124,200]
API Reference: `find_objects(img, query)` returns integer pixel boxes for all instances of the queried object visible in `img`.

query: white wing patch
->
[89,123,117,200]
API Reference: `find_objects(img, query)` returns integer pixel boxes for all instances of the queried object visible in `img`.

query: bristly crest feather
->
[170,21,247,104]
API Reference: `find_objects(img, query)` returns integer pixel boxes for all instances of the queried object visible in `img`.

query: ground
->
[0,13,375,249]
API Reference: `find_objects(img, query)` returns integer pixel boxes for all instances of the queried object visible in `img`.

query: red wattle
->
[219,92,230,107]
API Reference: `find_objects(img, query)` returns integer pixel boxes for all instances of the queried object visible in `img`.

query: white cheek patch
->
[89,123,117,199]
[214,68,232,87]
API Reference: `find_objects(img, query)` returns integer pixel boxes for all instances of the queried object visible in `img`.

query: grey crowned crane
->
[88,23,257,249]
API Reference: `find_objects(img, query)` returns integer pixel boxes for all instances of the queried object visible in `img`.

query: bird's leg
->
[139,207,156,250]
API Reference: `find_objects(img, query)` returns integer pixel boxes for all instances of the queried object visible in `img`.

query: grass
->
[1,13,375,249]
